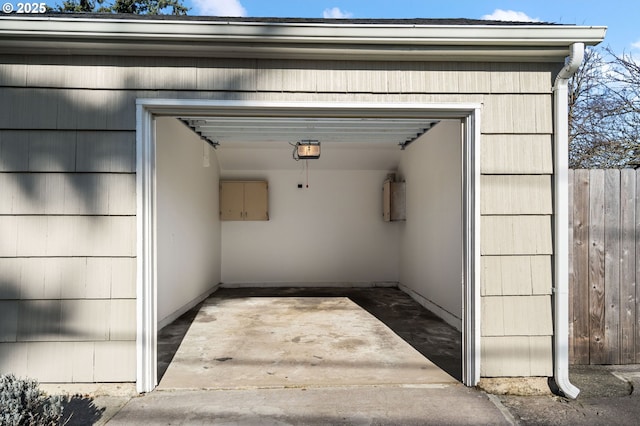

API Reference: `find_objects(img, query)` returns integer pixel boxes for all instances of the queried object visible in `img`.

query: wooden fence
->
[569,169,640,365]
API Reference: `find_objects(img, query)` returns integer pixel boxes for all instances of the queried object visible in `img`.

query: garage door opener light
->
[294,140,321,160]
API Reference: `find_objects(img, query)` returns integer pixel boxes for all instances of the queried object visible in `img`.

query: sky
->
[178,0,634,54]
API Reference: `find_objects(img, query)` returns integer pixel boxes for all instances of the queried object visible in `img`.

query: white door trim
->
[462,109,482,387]
[135,104,157,393]
[135,99,481,393]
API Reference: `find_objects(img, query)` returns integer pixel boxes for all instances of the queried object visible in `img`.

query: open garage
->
[151,106,470,389]
[0,14,606,396]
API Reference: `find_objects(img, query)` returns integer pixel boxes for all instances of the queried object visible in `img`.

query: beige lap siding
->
[479,97,555,376]
[0,258,135,299]
[481,135,553,175]
[0,75,136,383]
[481,175,552,215]
[479,58,556,375]
[480,215,554,376]
[481,336,553,376]
[0,342,135,382]
[0,131,135,173]
[481,256,552,297]
[0,56,552,94]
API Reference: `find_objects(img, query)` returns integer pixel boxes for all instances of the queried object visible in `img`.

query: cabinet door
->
[382,181,406,222]
[244,181,269,221]
[383,181,391,222]
[220,182,245,221]
[390,182,406,221]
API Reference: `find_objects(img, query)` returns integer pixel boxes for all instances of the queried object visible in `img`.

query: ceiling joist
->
[180,116,440,148]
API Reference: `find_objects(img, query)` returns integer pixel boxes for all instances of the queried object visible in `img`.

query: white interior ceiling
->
[178,116,440,171]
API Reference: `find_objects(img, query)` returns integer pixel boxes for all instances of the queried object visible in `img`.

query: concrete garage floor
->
[157,287,463,387]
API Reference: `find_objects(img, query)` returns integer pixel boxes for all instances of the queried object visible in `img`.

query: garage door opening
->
[136,100,480,393]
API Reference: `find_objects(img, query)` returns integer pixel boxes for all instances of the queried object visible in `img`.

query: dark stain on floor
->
[157,287,462,382]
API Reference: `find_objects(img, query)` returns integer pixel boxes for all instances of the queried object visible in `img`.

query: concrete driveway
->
[107,385,512,425]
[54,288,640,425]
[104,364,640,425]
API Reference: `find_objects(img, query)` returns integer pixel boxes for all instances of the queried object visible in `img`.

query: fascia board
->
[0,16,607,60]
[0,40,577,62]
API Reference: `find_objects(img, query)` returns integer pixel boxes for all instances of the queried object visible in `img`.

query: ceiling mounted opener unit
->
[294,140,321,160]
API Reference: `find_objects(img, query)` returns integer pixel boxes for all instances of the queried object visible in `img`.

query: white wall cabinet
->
[220,181,269,221]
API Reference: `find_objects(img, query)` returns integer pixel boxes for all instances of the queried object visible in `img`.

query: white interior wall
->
[156,117,221,326]
[221,169,401,285]
[398,120,463,329]
[154,116,462,327]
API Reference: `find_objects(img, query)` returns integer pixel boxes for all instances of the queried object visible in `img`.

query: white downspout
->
[552,42,584,399]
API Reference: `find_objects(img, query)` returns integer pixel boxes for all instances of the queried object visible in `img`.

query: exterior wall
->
[220,169,400,285]
[0,129,136,379]
[156,118,221,327]
[397,121,463,330]
[480,141,554,375]
[0,54,559,381]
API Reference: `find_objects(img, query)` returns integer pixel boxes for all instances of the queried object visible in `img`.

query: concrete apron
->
[110,292,512,424]
[109,386,512,425]
[158,296,455,390]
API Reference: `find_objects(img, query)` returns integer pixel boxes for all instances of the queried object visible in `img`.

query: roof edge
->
[0,15,607,61]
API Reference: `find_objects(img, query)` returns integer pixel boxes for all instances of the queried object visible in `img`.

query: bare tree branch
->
[569,47,640,168]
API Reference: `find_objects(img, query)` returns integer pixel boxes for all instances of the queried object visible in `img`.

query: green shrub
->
[0,374,65,426]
